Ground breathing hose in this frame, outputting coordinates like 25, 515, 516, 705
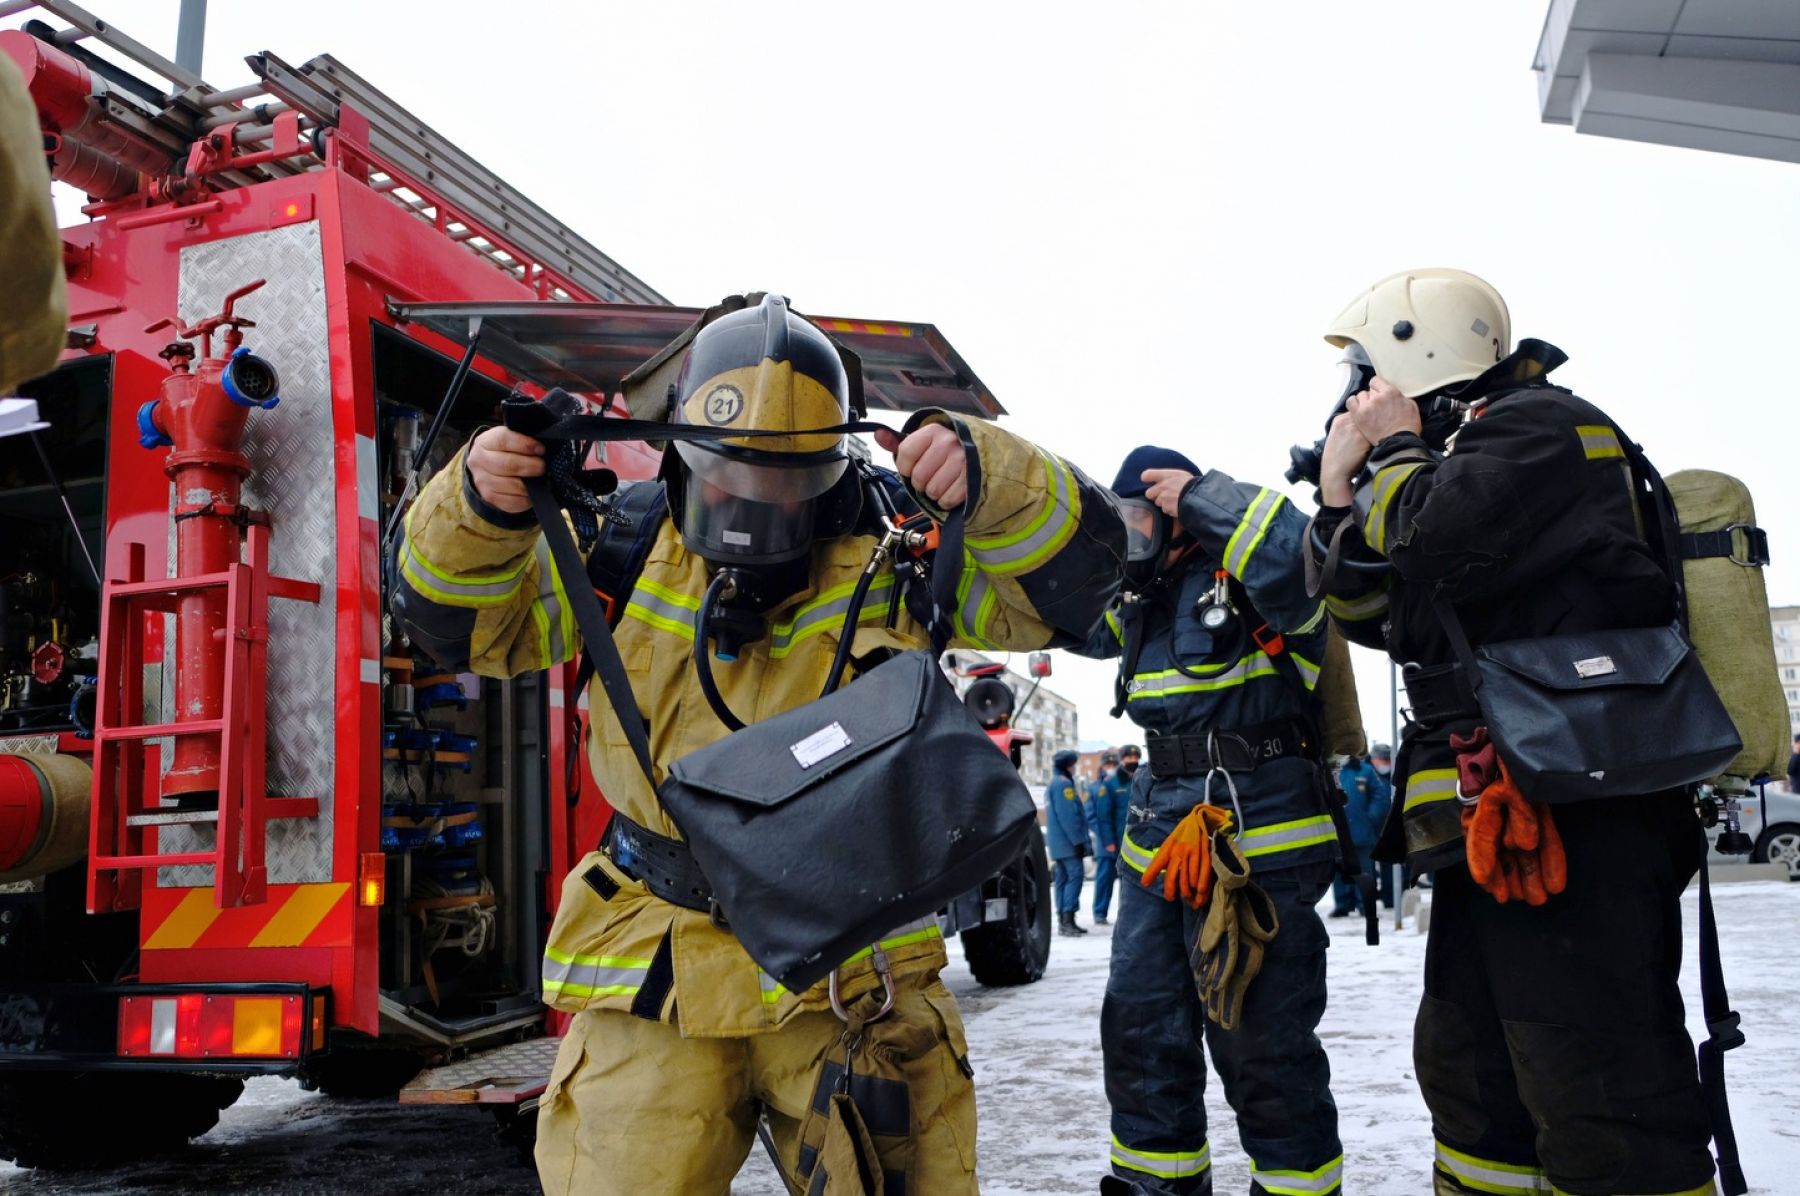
694, 570, 750, 732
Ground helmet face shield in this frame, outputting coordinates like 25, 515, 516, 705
679, 469, 818, 565
674, 439, 846, 503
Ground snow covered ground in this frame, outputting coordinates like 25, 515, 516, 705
3, 879, 1797, 1194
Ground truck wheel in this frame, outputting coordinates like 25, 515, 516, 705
299, 1038, 427, 1099
0, 1071, 242, 1169
959, 822, 1053, 986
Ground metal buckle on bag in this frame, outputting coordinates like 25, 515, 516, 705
707, 898, 730, 930
828, 944, 897, 1024
1724, 523, 1770, 568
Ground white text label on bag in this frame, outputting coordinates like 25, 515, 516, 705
1574, 655, 1617, 678
790, 722, 854, 769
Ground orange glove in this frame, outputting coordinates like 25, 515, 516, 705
1460, 757, 1567, 905
1142, 804, 1235, 907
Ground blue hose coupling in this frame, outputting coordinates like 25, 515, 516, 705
136, 399, 172, 449
222, 345, 281, 410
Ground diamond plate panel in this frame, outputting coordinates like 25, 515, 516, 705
160, 224, 338, 887
0, 736, 59, 756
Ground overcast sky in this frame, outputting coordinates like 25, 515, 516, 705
23, 1, 1800, 749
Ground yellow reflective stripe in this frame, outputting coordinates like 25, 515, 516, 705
1363, 461, 1424, 554
1292, 600, 1327, 636
1110, 1134, 1211, 1179
759, 971, 787, 1005
1127, 654, 1278, 701
841, 923, 942, 964
768, 573, 896, 659
1105, 608, 1124, 644
1222, 487, 1286, 578
623, 578, 698, 641
1290, 651, 1321, 691
964, 450, 1078, 573
635, 576, 702, 611
1551, 1184, 1712, 1196
1434, 1142, 1549, 1194
952, 560, 1001, 650
398, 539, 529, 608
1576, 424, 1624, 461
1239, 814, 1336, 859
540, 946, 654, 999
1120, 831, 1155, 875
1326, 586, 1389, 622
1404, 768, 1460, 812
1252, 1152, 1344, 1194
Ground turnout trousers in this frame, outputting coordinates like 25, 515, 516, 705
535, 968, 978, 1196
1420, 793, 1717, 1196
1103, 855, 1341, 1196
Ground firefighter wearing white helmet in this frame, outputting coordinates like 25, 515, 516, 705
1305, 270, 1724, 1195
393, 293, 1128, 1195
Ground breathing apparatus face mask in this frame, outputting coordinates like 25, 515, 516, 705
1120, 497, 1168, 591
673, 440, 846, 567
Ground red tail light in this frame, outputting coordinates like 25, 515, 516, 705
119, 992, 306, 1059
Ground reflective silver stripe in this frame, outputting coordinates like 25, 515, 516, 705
1434, 1142, 1549, 1194
1221, 487, 1285, 578
623, 583, 698, 639
768, 573, 896, 659
1110, 1135, 1210, 1179
532, 539, 569, 665
1292, 600, 1327, 636
759, 970, 786, 1004
1363, 461, 1423, 554
1252, 1154, 1344, 1195
541, 950, 651, 999
1291, 652, 1321, 691
1238, 815, 1337, 859
964, 451, 1076, 574
1576, 424, 1624, 461
955, 565, 999, 649
1120, 832, 1154, 874
397, 538, 528, 605
1326, 587, 1388, 621
1404, 769, 1460, 812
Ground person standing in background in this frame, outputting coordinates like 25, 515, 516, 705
1368, 743, 1397, 907
1088, 750, 1122, 926
1330, 752, 1386, 918
1047, 748, 1092, 937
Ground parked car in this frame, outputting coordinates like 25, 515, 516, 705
1705, 785, 1800, 880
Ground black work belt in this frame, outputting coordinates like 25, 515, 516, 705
1400, 661, 1479, 726
1147, 718, 1316, 778
603, 812, 719, 920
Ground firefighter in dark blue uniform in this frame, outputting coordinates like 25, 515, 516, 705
1079, 447, 1343, 1196
1046, 748, 1092, 936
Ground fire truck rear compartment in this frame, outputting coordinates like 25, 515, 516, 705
370, 329, 547, 1048
0, 358, 108, 736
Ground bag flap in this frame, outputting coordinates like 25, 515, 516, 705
1478, 624, 1689, 691
665, 650, 935, 807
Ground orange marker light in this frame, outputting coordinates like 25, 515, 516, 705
358, 851, 386, 906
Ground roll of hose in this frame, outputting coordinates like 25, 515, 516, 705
0, 753, 91, 883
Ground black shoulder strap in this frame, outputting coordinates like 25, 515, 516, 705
1696, 822, 1749, 1195
572, 481, 669, 700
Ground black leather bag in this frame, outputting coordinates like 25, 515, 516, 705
1437, 607, 1740, 805
661, 649, 1036, 991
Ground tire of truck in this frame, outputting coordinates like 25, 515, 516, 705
0, 1071, 243, 1170
299, 1037, 428, 1099
959, 822, 1053, 987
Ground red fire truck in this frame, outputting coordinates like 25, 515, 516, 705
0, 2, 1051, 1168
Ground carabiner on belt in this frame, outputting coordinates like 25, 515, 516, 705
1202, 731, 1246, 838
828, 942, 897, 1024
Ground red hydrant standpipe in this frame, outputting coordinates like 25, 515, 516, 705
136, 281, 281, 805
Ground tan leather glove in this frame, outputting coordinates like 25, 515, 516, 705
1191, 829, 1280, 1031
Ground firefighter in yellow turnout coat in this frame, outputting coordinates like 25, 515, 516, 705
394, 296, 1125, 1195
